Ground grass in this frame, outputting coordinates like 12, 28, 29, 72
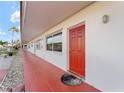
0, 48, 18, 56
0, 49, 8, 55
11, 48, 18, 56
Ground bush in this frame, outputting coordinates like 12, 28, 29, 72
8, 52, 13, 56
4, 54, 8, 58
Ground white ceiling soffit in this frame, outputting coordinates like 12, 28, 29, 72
21, 1, 94, 43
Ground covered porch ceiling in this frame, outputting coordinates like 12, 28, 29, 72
21, 1, 94, 44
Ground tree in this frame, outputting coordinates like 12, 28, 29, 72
0, 40, 7, 45
9, 26, 19, 50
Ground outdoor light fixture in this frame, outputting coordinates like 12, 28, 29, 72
103, 14, 109, 24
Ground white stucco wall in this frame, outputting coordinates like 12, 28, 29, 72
26, 2, 124, 91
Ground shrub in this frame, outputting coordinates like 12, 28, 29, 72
8, 52, 13, 56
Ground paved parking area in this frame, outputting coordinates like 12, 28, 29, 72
0, 56, 14, 91
0, 56, 14, 69
0, 56, 14, 82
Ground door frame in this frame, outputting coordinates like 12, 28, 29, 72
67, 22, 86, 79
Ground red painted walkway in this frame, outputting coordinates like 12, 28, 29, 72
21, 50, 100, 92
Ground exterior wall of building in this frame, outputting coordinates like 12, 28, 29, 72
26, 2, 124, 91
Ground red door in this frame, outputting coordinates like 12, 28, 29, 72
69, 24, 85, 77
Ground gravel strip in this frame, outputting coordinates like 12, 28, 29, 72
0, 52, 24, 91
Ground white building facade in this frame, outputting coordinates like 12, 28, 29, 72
22, 2, 124, 92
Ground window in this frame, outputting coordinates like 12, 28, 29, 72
36, 39, 41, 50
28, 44, 30, 48
40, 39, 44, 49
46, 36, 53, 51
53, 32, 62, 52
46, 31, 62, 52
31, 42, 33, 47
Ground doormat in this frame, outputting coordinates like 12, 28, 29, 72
61, 73, 82, 86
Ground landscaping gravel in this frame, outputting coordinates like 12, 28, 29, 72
0, 52, 24, 91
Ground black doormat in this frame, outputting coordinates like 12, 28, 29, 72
61, 73, 82, 86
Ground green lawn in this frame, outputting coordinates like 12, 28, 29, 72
0, 48, 18, 56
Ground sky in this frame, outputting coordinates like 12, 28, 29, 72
0, 1, 20, 43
